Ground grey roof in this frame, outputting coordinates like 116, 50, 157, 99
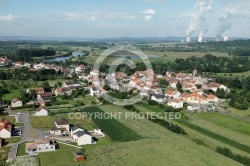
74, 130, 87, 137
153, 94, 166, 99
71, 125, 84, 132
55, 118, 69, 125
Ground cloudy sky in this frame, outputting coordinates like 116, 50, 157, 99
0, 0, 250, 38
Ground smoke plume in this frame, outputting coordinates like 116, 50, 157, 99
215, 12, 232, 41
186, 0, 212, 42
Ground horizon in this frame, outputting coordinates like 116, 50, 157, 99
0, 0, 250, 38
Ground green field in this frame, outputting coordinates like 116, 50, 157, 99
220, 102, 250, 117
5, 137, 21, 143
80, 107, 142, 142
30, 113, 95, 130
0, 147, 10, 166
80, 105, 242, 166
17, 143, 26, 156
197, 112, 250, 136
39, 143, 79, 166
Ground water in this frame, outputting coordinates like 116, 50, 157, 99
111, 54, 159, 59
43, 51, 84, 62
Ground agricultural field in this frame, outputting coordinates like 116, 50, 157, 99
80, 105, 241, 166
217, 71, 250, 78
80, 107, 142, 142
39, 143, 81, 166
197, 112, 250, 136
0, 147, 10, 166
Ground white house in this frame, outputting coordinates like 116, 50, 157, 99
25, 139, 56, 155
90, 70, 99, 77
207, 94, 219, 103
167, 99, 183, 108
165, 90, 181, 99
11, 98, 22, 108
75, 65, 86, 73
50, 118, 70, 135
0, 119, 12, 138
151, 94, 166, 103
73, 130, 94, 146
90, 87, 100, 96
35, 106, 49, 116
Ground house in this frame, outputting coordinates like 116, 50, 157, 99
63, 82, 81, 88
90, 70, 99, 77
14, 62, 30, 68
54, 87, 72, 96
50, 117, 70, 135
207, 94, 219, 103
165, 90, 181, 99
25, 139, 57, 155
0, 118, 12, 138
203, 82, 230, 92
90, 87, 100, 96
0, 58, 10, 66
94, 129, 105, 137
35, 106, 49, 116
11, 98, 22, 108
37, 92, 53, 102
73, 130, 94, 146
151, 94, 166, 103
75, 65, 86, 73
186, 92, 208, 104
29, 87, 44, 94
167, 99, 183, 108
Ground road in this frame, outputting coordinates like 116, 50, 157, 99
6, 108, 45, 161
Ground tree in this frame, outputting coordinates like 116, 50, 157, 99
176, 81, 182, 92
159, 79, 169, 88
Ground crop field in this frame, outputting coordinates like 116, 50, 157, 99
197, 112, 250, 136
39, 143, 78, 166
6, 156, 40, 166
220, 102, 250, 117
80, 107, 142, 142
80, 105, 242, 166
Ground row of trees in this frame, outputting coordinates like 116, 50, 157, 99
215, 146, 250, 166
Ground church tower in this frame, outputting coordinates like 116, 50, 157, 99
193, 65, 197, 76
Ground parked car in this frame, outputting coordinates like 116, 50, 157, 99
17, 112, 22, 115
65, 140, 71, 144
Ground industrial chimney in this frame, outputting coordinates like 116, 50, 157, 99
223, 35, 229, 41
198, 33, 203, 43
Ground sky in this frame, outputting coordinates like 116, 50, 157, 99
0, 0, 250, 38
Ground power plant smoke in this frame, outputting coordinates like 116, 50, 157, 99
186, 0, 212, 42
215, 12, 233, 42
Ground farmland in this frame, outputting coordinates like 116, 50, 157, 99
80, 106, 142, 142
80, 105, 241, 166
197, 112, 250, 136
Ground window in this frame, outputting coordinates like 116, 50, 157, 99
39, 148, 41, 150
46, 147, 48, 149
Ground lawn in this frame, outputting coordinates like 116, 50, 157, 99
79, 107, 142, 142
17, 142, 26, 156
0, 115, 15, 123
217, 71, 250, 78
39, 143, 80, 166
5, 137, 21, 143
197, 112, 250, 136
30, 113, 95, 131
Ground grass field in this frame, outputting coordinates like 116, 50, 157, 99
6, 156, 40, 166
220, 102, 250, 117
0, 115, 15, 123
217, 71, 250, 78
80, 107, 142, 142
39, 143, 81, 166
5, 137, 21, 143
17, 142, 26, 156
30, 113, 95, 130
80, 105, 242, 166
197, 112, 250, 136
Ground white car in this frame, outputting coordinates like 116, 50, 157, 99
17, 112, 23, 115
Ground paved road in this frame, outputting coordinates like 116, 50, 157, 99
7, 108, 45, 160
